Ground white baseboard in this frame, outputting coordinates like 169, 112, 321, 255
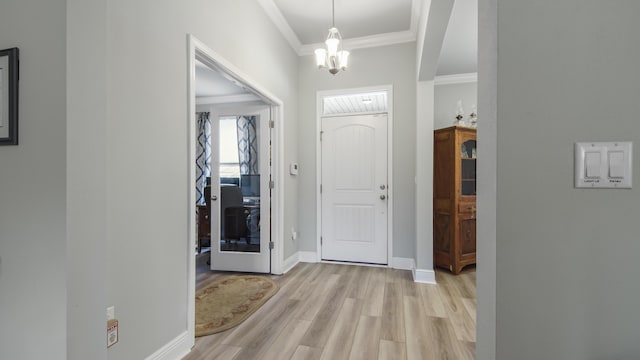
391, 257, 415, 270
413, 268, 436, 284
144, 330, 191, 360
282, 252, 299, 274
299, 251, 318, 263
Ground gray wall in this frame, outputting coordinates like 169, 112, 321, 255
0, 0, 67, 359
67, 0, 109, 359
493, 1, 640, 359
434, 82, 477, 129
101, 1, 298, 358
297, 42, 417, 259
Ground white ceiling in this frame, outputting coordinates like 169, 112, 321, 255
261, 0, 477, 76
436, 0, 478, 76
273, 0, 413, 44
197, 0, 477, 99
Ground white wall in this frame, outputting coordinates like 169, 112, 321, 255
415, 81, 434, 270
0, 0, 67, 359
434, 81, 477, 129
297, 42, 417, 260
488, 1, 640, 359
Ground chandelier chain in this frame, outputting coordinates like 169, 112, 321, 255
332, 0, 335, 27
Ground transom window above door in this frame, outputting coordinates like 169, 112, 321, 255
322, 91, 388, 116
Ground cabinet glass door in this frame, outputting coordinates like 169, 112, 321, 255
461, 139, 477, 195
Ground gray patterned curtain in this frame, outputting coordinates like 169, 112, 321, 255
196, 112, 211, 205
236, 115, 259, 175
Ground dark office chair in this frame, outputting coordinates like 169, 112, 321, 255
220, 186, 249, 245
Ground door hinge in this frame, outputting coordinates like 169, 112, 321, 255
320, 236, 323, 245
269, 241, 274, 250
269, 180, 275, 189
320, 184, 322, 193
269, 120, 275, 129
320, 131, 324, 141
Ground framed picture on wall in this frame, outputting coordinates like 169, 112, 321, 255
0, 47, 19, 145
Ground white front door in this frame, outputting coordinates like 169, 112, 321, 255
209, 107, 271, 273
321, 114, 388, 264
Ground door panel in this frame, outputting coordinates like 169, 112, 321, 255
210, 107, 271, 273
321, 114, 388, 264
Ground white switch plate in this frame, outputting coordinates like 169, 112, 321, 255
575, 142, 633, 188
106, 306, 115, 321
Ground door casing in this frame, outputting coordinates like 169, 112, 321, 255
187, 34, 285, 343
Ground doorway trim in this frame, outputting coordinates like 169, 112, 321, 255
315, 85, 394, 265
186, 34, 285, 342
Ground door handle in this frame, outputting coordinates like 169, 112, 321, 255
380, 195, 386, 200
211, 195, 217, 201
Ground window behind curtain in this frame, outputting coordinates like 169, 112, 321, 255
219, 117, 240, 178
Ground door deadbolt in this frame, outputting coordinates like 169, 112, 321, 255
380, 185, 386, 190
211, 195, 218, 201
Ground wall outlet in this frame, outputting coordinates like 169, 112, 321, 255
106, 306, 115, 321
107, 319, 118, 348
291, 227, 297, 240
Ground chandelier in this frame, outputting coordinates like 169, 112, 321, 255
314, 0, 350, 75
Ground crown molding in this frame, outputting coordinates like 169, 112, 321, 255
260, 0, 420, 56
196, 93, 260, 105
434, 72, 478, 85
256, 0, 303, 55
299, 30, 416, 56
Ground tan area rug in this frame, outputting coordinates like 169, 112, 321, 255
195, 275, 279, 337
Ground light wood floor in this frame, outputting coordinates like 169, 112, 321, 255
185, 256, 476, 360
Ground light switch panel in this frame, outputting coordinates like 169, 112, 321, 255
575, 142, 632, 188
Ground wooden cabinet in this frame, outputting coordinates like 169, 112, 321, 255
433, 126, 476, 274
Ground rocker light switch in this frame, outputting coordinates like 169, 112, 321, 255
575, 142, 632, 188
585, 152, 601, 178
608, 151, 624, 178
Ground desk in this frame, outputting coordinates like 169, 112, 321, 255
196, 205, 210, 253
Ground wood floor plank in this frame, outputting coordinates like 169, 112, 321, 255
439, 284, 476, 342
260, 318, 313, 360
294, 273, 341, 321
461, 297, 477, 323
403, 296, 430, 360
362, 267, 386, 317
222, 298, 301, 356
345, 265, 371, 299
422, 316, 465, 360
381, 282, 405, 342
418, 284, 448, 318
291, 345, 323, 360
319, 298, 363, 360
378, 340, 407, 360
299, 269, 356, 348
289, 262, 326, 301
459, 273, 477, 299
349, 315, 381, 360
